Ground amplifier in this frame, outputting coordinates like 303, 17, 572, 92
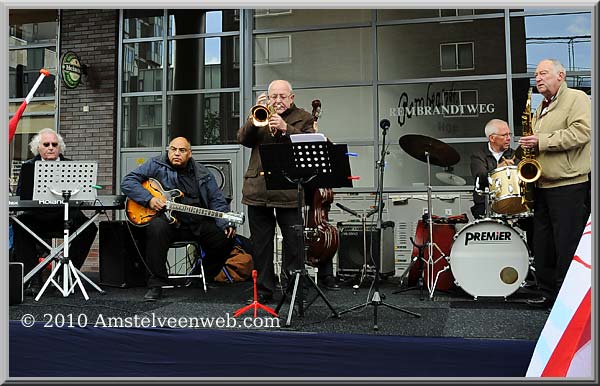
337, 221, 395, 276
99, 221, 147, 288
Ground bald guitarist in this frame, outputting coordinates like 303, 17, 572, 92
121, 137, 236, 301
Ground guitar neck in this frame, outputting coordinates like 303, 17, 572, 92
168, 202, 226, 220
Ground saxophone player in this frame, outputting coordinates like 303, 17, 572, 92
519, 59, 591, 310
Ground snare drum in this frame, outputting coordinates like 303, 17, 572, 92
448, 219, 529, 299
488, 166, 528, 215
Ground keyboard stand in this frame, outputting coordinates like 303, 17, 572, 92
12, 210, 106, 300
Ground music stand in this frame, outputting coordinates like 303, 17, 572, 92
259, 139, 352, 327
32, 161, 104, 301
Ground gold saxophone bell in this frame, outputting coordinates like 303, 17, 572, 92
250, 104, 277, 136
517, 87, 542, 184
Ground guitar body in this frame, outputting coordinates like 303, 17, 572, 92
125, 178, 245, 226
125, 179, 183, 226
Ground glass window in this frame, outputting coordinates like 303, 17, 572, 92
378, 18, 506, 80
376, 9, 502, 22
510, 13, 592, 73
167, 92, 239, 146
379, 79, 508, 144
290, 86, 374, 143
9, 9, 58, 45
122, 42, 164, 93
253, 28, 372, 86
9, 48, 57, 98
121, 96, 163, 148
167, 36, 239, 91
123, 9, 164, 39
168, 9, 239, 35
253, 9, 371, 29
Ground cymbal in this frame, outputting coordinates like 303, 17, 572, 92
399, 134, 460, 167
436, 172, 466, 186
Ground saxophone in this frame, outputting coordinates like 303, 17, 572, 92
517, 87, 542, 209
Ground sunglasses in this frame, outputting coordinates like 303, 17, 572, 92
42, 142, 59, 148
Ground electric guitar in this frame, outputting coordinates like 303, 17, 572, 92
125, 178, 245, 226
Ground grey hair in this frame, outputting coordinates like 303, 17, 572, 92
484, 119, 508, 137
29, 128, 66, 156
542, 58, 567, 76
268, 79, 293, 95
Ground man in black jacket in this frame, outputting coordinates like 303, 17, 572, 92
470, 119, 518, 218
12, 128, 98, 296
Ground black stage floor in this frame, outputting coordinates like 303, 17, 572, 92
9, 272, 549, 339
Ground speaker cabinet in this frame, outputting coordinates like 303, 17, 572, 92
9, 262, 24, 305
337, 221, 395, 276
99, 221, 147, 288
198, 160, 233, 201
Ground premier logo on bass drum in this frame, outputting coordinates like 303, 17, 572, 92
464, 231, 512, 246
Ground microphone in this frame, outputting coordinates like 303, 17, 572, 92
379, 119, 391, 130
335, 202, 358, 217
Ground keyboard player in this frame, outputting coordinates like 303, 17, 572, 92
11, 128, 98, 296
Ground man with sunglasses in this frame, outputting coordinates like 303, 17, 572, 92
12, 128, 98, 296
121, 137, 236, 301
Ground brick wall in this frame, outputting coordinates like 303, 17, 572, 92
59, 10, 119, 272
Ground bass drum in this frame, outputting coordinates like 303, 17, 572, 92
448, 219, 529, 299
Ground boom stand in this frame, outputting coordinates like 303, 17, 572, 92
260, 140, 352, 327
339, 123, 421, 330
32, 161, 104, 301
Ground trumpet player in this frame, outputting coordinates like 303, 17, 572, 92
519, 59, 591, 311
237, 79, 314, 304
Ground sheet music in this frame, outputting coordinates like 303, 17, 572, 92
290, 133, 327, 143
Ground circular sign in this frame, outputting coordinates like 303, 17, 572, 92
60, 51, 82, 88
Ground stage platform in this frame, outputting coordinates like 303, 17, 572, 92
8, 272, 549, 379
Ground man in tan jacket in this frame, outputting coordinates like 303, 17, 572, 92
237, 80, 314, 303
519, 59, 591, 310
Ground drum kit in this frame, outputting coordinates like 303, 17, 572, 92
399, 134, 533, 300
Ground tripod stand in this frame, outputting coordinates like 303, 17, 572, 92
339, 120, 421, 330
260, 138, 352, 327
30, 161, 105, 301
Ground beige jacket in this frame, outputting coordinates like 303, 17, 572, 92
533, 82, 591, 188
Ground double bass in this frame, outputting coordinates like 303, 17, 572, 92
305, 99, 339, 266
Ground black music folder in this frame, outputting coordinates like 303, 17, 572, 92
16, 161, 35, 200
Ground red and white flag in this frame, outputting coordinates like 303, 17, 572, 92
9, 68, 50, 142
526, 216, 592, 377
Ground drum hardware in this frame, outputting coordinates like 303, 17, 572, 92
398, 134, 460, 300
335, 202, 378, 290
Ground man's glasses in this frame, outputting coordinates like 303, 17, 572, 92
268, 94, 291, 101
42, 142, 59, 148
168, 147, 190, 154
493, 133, 511, 138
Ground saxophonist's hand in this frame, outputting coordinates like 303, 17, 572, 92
519, 135, 539, 149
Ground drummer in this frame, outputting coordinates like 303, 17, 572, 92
470, 118, 517, 219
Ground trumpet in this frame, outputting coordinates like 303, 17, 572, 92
250, 104, 277, 136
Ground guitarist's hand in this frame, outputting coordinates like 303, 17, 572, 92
149, 197, 165, 211
225, 226, 236, 238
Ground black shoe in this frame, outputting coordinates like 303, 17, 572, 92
320, 276, 341, 291
24, 277, 43, 297
247, 292, 273, 305
144, 287, 162, 302
526, 296, 553, 308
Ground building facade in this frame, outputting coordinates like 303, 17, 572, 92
8, 8, 593, 273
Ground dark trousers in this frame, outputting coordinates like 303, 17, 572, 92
533, 182, 590, 299
247, 205, 302, 296
11, 209, 98, 280
145, 216, 233, 288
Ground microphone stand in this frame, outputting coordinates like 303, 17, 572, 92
339, 120, 421, 330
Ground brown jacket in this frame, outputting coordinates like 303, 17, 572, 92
237, 103, 314, 207
533, 82, 591, 188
